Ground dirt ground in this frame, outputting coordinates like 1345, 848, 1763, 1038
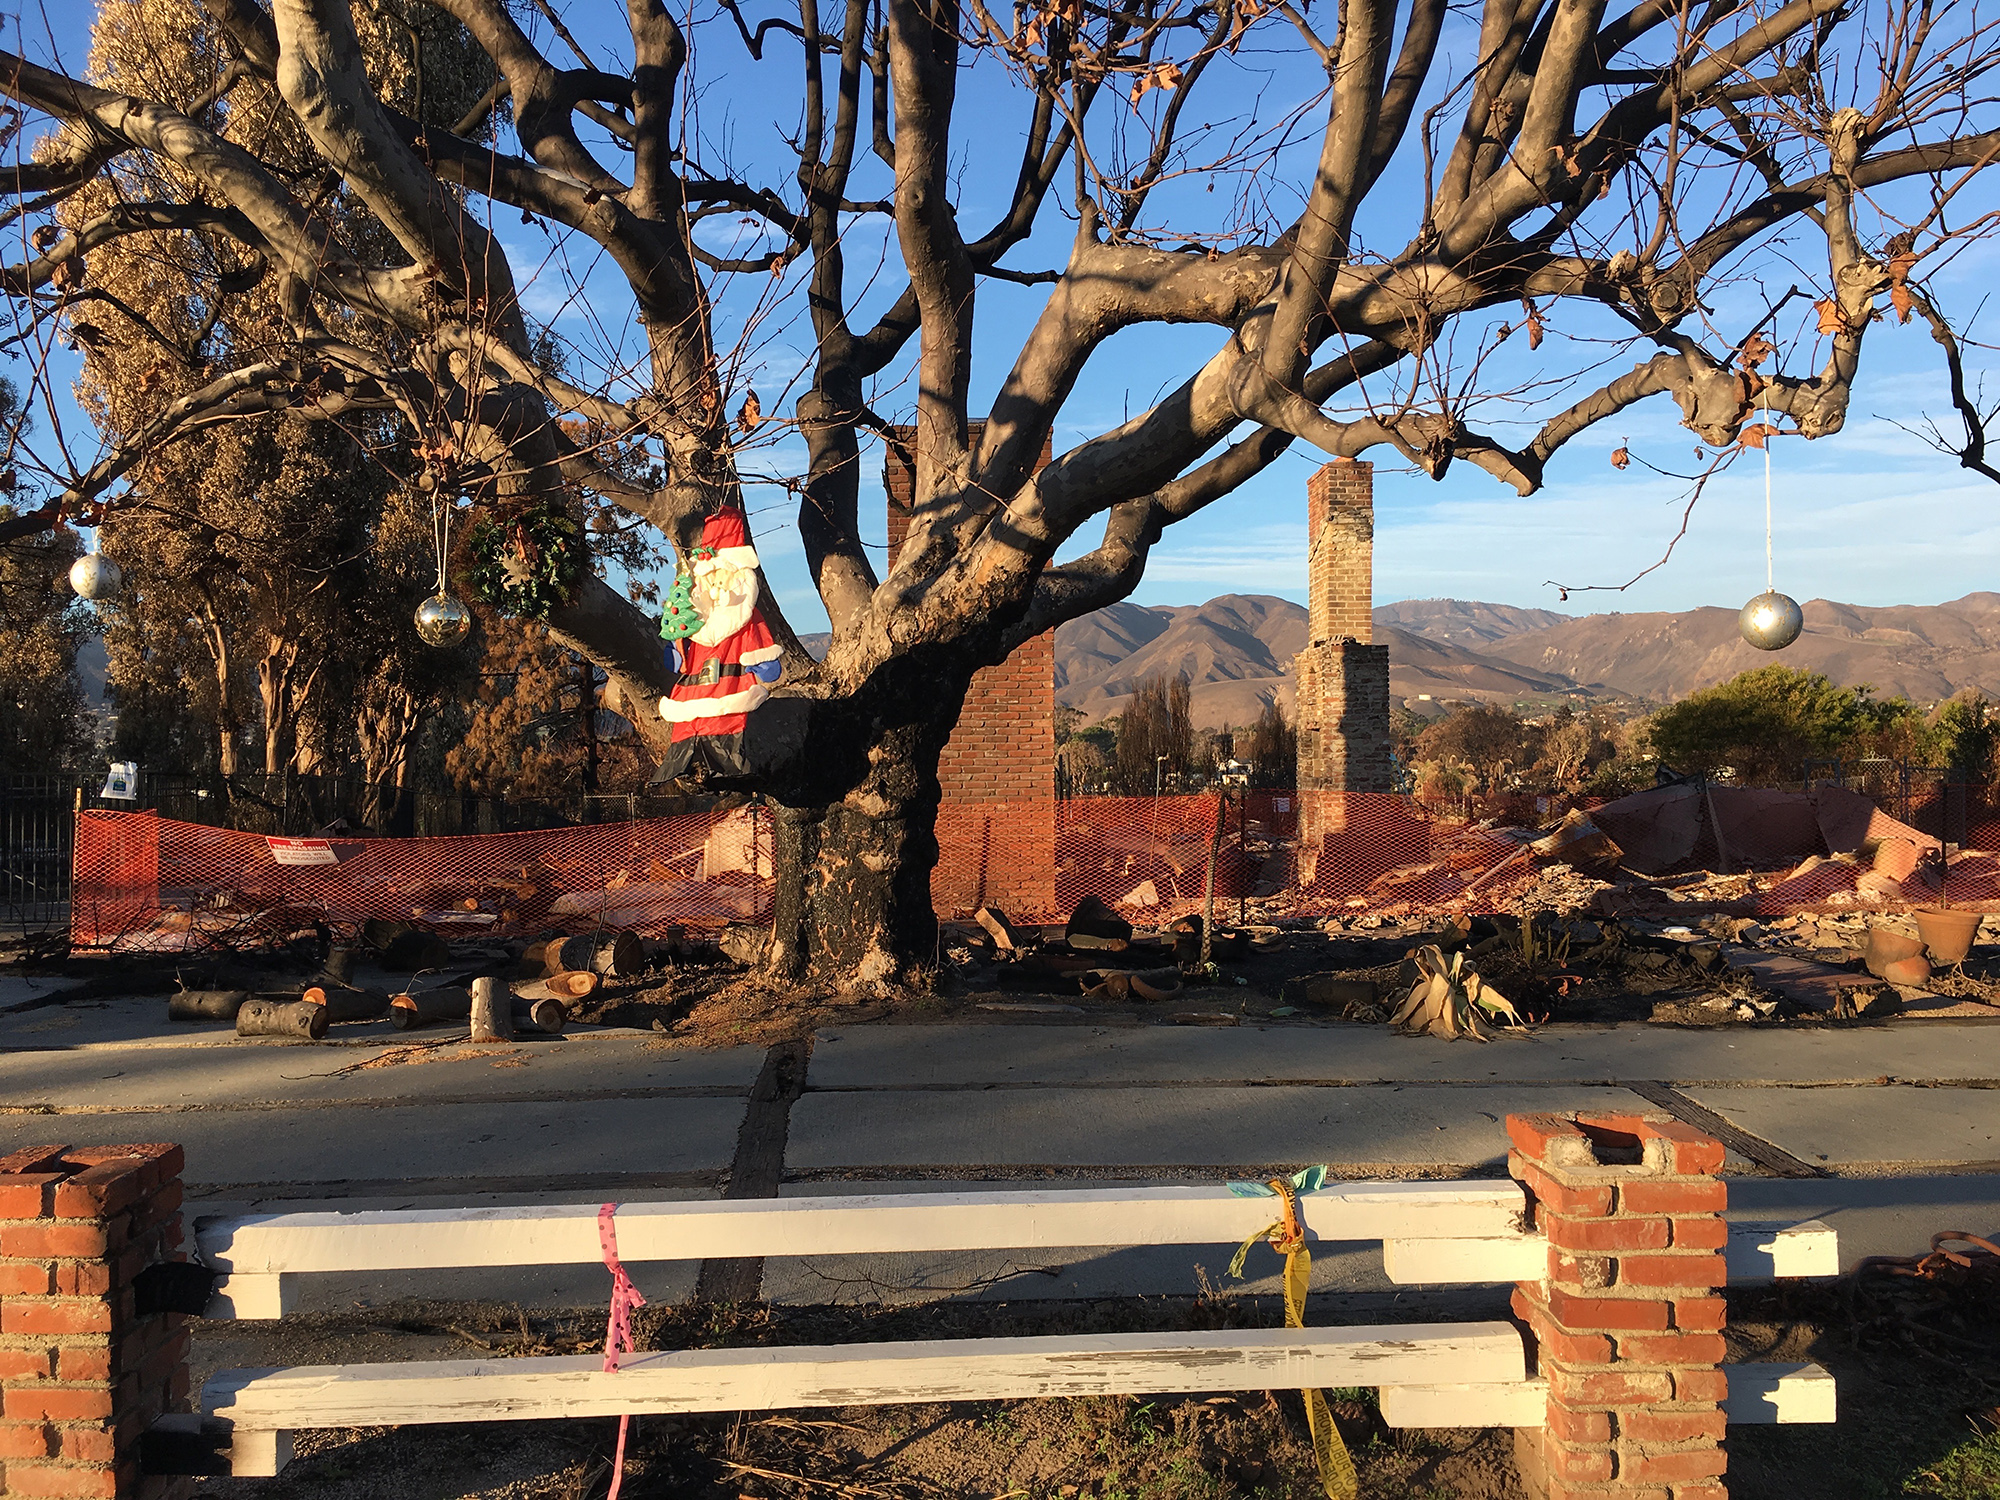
189, 1267, 2000, 1500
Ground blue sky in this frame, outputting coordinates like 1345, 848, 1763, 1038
16, 0, 2000, 632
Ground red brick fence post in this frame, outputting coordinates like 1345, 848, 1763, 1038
0, 1144, 193, 1500
1508, 1111, 1730, 1500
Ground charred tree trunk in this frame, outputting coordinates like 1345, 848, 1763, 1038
764, 685, 965, 993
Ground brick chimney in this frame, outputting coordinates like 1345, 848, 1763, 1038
1294, 460, 1392, 791
883, 427, 1056, 913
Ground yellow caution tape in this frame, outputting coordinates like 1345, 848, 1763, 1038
1233, 1176, 1359, 1500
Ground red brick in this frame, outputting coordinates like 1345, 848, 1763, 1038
0, 1225, 107, 1260
1674, 1369, 1729, 1403
1548, 1444, 1615, 1482
1647, 1121, 1726, 1175
1673, 1297, 1726, 1332
1668, 1217, 1730, 1250
1622, 1179, 1727, 1215
129, 1183, 183, 1236
59, 1425, 117, 1462
1618, 1253, 1728, 1289
0, 1176, 62, 1217
1624, 1447, 1728, 1483
1546, 1402, 1612, 1443
1510, 1153, 1614, 1217
52, 1164, 143, 1220
0, 1348, 53, 1380
1506, 1113, 1589, 1164
1622, 1408, 1728, 1442
0, 1263, 52, 1296
1562, 1370, 1674, 1404
5, 1462, 121, 1497
3, 1386, 114, 1421
3, 1301, 112, 1336
0, 1421, 55, 1458
1538, 1327, 1614, 1365
52, 1263, 110, 1298
0, 1146, 71, 1175
1546, 1288, 1671, 1332
55, 1348, 111, 1383
1546, 1216, 1670, 1253
1673, 1484, 1728, 1500
1617, 1331, 1728, 1365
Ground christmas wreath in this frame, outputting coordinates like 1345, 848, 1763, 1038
466, 500, 589, 619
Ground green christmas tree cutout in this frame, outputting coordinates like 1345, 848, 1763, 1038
659, 546, 713, 641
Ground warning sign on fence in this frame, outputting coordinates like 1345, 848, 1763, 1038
265, 837, 339, 866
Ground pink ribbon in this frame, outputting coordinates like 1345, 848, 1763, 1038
599, 1203, 648, 1500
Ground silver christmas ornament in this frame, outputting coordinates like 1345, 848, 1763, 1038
68, 554, 121, 601
1738, 590, 1803, 651
414, 591, 472, 647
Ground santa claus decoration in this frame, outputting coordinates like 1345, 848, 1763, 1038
656, 507, 783, 780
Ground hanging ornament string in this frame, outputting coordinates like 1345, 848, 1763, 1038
433, 487, 452, 595
1764, 393, 1774, 595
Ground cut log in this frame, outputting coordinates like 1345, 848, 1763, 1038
236, 999, 328, 1041
975, 906, 1029, 951
512, 998, 567, 1034
322, 947, 355, 985
168, 990, 251, 1023
548, 932, 645, 978
388, 988, 473, 1030
299, 985, 392, 1024
513, 972, 597, 1003
1066, 895, 1133, 950
471, 977, 512, 1043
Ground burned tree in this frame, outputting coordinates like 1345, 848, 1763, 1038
1, 0, 1997, 989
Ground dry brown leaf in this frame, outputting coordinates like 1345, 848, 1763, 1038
735, 390, 763, 433
1610, 446, 1630, 470
1739, 331, 1775, 369
1523, 299, 1546, 351
1815, 299, 1845, 335
1739, 422, 1777, 450
1890, 282, 1914, 324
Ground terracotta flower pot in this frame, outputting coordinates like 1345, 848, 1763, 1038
1864, 926, 1924, 979
1879, 955, 1933, 988
1914, 908, 1982, 966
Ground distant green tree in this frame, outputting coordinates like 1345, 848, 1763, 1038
1648, 666, 1870, 784
1930, 693, 1997, 778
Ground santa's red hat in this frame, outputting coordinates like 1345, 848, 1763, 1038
695, 507, 759, 572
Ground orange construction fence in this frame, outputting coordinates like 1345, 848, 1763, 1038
70, 782, 2000, 952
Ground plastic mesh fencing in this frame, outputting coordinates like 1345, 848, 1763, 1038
71, 806, 773, 952
72, 780, 2000, 952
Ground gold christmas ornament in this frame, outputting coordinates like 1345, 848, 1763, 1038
414, 591, 472, 647
68, 553, 121, 601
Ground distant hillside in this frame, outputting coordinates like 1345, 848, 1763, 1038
819, 591, 2000, 732
1052, 596, 1590, 728
1500, 594, 2000, 704
1372, 598, 1570, 647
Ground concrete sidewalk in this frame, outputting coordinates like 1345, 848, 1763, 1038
1, 1008, 1994, 1311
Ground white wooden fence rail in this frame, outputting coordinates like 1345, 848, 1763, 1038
191, 1181, 1840, 1477
192, 1184, 1835, 1319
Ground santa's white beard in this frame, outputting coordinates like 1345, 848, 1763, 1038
691, 564, 758, 644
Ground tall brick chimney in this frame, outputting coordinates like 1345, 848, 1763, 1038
1294, 460, 1392, 791
883, 427, 1056, 914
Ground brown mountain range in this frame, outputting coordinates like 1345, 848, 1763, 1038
1053, 593, 2000, 728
